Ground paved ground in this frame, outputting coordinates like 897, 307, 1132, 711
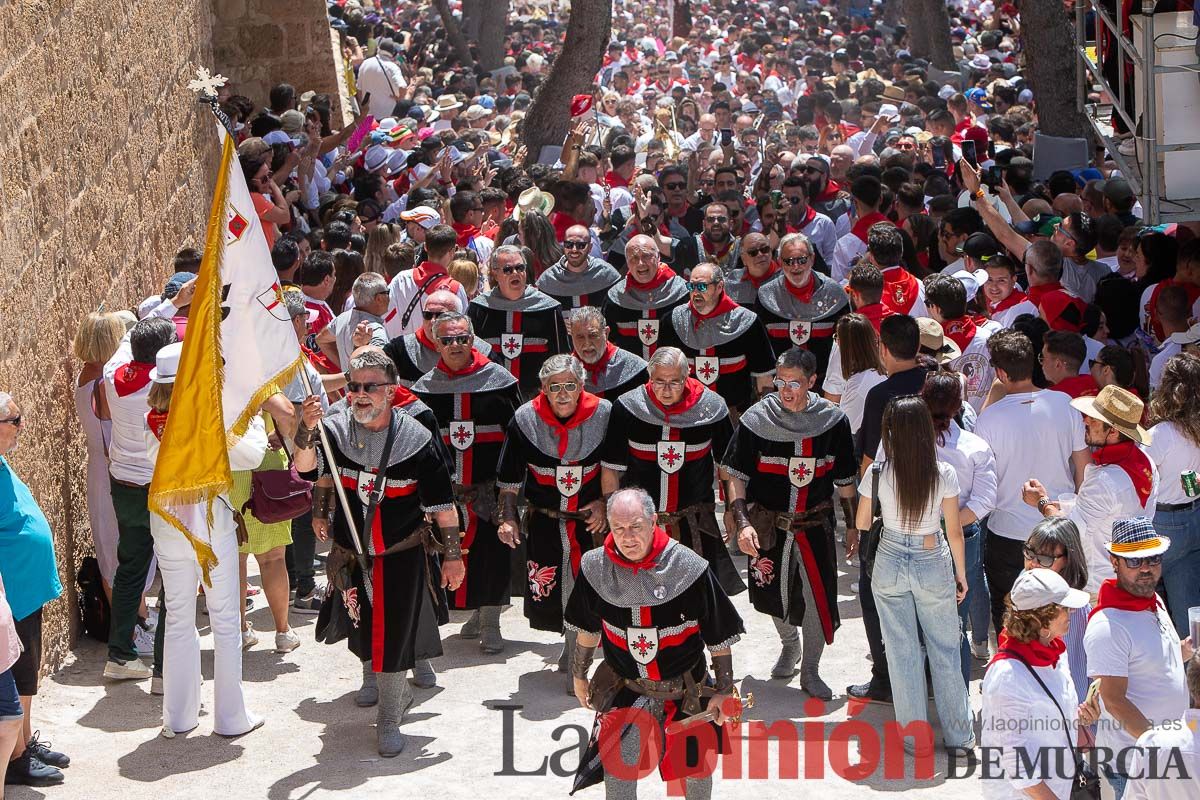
13, 543, 1010, 800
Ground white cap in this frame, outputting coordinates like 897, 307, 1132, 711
151, 341, 184, 385
878, 103, 899, 120
938, 85, 956, 100
1009, 568, 1090, 611
137, 295, 162, 319
1168, 322, 1200, 346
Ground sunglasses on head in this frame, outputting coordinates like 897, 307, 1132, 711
1022, 545, 1066, 569
346, 381, 393, 394
439, 334, 472, 346
563, 239, 589, 250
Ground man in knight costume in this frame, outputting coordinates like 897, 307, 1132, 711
411, 312, 524, 653
724, 232, 780, 306
674, 199, 743, 276
601, 347, 745, 597
566, 487, 745, 799
721, 348, 858, 700
754, 232, 848, 391
668, 262, 774, 417
468, 245, 569, 398
294, 349, 462, 757
496, 355, 611, 687
569, 306, 649, 399
382, 289, 492, 387
603, 234, 688, 360
536, 224, 622, 315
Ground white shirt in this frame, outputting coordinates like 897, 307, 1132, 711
1068, 451, 1159, 592
974, 390, 1086, 540
795, 211, 838, 269
859, 460, 959, 535
1124, 709, 1200, 800
831, 231, 867, 284
1146, 421, 1200, 506
1085, 602, 1188, 756
948, 319, 1001, 412
981, 656, 1080, 800
330, 308, 388, 368
937, 421, 997, 521
990, 297, 1038, 328
384, 269, 469, 339
356, 55, 407, 119
102, 318, 171, 486
1149, 340, 1182, 392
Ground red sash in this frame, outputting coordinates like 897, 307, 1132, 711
1092, 440, 1154, 507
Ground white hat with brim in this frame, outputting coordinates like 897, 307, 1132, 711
1106, 516, 1171, 558
434, 95, 463, 113
150, 341, 184, 385
1069, 384, 1150, 446
1168, 322, 1200, 345
1009, 568, 1091, 611
512, 187, 555, 221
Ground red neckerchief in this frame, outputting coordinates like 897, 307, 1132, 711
700, 233, 733, 261
990, 288, 1029, 315
412, 260, 448, 286
550, 211, 577, 242
881, 266, 920, 315
415, 326, 439, 352
745, 260, 780, 288
786, 204, 817, 232
531, 391, 601, 458
814, 178, 841, 203
942, 315, 977, 352
858, 302, 894, 333
147, 409, 169, 441
644, 377, 704, 421
689, 292, 738, 328
302, 343, 338, 375
1089, 577, 1160, 620
1053, 374, 1099, 399
391, 385, 418, 408
668, 201, 691, 222
581, 342, 617, 383
1027, 280, 1063, 308
604, 170, 630, 189
1092, 440, 1154, 507
989, 630, 1067, 669
435, 348, 491, 377
626, 264, 675, 292
604, 525, 670, 573
451, 222, 481, 247
113, 361, 154, 397
851, 211, 889, 244
784, 271, 817, 304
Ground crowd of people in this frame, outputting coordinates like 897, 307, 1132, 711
2, 0, 1200, 797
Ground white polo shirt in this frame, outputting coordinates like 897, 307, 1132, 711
1124, 709, 1200, 800
937, 421, 997, 521
1145, 421, 1200, 506
974, 390, 1086, 540
1067, 450, 1159, 592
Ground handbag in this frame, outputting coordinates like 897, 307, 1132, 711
241, 437, 313, 525
861, 463, 883, 578
999, 649, 1102, 800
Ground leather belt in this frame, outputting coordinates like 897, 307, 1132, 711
1157, 498, 1199, 513
111, 477, 150, 490
760, 499, 834, 534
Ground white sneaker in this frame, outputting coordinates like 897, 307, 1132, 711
104, 657, 153, 681
971, 640, 991, 661
242, 623, 259, 651
134, 624, 156, 657
274, 629, 301, 654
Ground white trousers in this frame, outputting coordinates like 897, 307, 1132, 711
151, 516, 256, 735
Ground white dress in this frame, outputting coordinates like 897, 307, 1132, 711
74, 379, 122, 584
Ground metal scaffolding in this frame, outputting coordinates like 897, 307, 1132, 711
1075, 0, 1200, 224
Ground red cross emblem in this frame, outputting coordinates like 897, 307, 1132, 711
637, 318, 660, 346
632, 635, 653, 655
694, 355, 720, 386
789, 320, 812, 345
656, 441, 684, 474
449, 420, 475, 451
555, 465, 583, 497
625, 626, 659, 665
788, 456, 816, 488
500, 333, 523, 358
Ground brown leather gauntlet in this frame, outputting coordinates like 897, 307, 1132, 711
439, 525, 464, 561
499, 491, 519, 525
571, 642, 596, 680
711, 652, 735, 694
313, 484, 336, 521
730, 497, 752, 532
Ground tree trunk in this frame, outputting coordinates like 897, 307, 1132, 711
671, 0, 692, 39
905, 0, 956, 71
431, 0, 475, 70
476, 0, 510, 71
903, 0, 931, 59
462, 0, 482, 41
520, 0, 612, 166
1021, 1, 1086, 138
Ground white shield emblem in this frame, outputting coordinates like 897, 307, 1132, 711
555, 465, 583, 498
356, 470, 381, 505
448, 420, 475, 451
626, 626, 659, 665
694, 355, 720, 386
500, 332, 524, 359
637, 318, 660, 346
789, 320, 812, 345
788, 456, 816, 488
656, 441, 685, 474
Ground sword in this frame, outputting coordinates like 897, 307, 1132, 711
663, 691, 754, 736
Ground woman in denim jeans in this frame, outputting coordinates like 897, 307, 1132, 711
921, 372, 997, 679
1145, 353, 1200, 638
856, 396, 975, 755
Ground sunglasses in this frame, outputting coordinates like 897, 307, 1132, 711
0, 415, 21, 427
782, 255, 811, 266
439, 335, 472, 346
545, 382, 579, 393
1022, 545, 1066, 569
773, 378, 806, 390
686, 281, 717, 292
706, 216, 729, 224
563, 239, 589, 250
498, 264, 527, 275
422, 310, 444, 321
663, 182, 686, 190
346, 381, 393, 394
745, 246, 772, 257
1119, 553, 1164, 568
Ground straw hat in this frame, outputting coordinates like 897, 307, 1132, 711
1070, 385, 1151, 445
434, 94, 463, 113
916, 317, 961, 364
512, 186, 555, 221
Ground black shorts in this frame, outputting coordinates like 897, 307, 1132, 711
10, 608, 42, 696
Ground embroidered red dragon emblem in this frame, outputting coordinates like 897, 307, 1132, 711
750, 556, 775, 588
527, 561, 557, 600
343, 587, 362, 627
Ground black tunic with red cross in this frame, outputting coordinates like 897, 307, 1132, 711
578, 343, 649, 400
720, 393, 857, 637
668, 300, 776, 413
753, 270, 848, 391
299, 407, 455, 674
496, 393, 611, 632
468, 286, 569, 398
534, 255, 622, 316
382, 327, 494, 387
564, 531, 744, 791
411, 353, 524, 609
602, 267, 688, 360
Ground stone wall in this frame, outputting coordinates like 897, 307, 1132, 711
212, 0, 349, 124
0, 0, 221, 670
